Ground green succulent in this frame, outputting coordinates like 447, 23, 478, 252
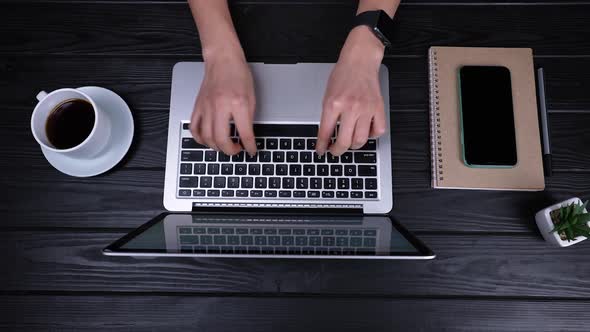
551, 200, 590, 241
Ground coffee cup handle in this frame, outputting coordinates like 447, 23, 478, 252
36, 91, 48, 102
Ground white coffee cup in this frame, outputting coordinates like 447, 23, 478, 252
31, 88, 111, 159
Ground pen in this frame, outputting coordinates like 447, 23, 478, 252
536, 68, 552, 177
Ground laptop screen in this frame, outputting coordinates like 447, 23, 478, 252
105, 213, 433, 259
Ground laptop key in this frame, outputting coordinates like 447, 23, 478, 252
249, 164, 261, 175
218, 152, 230, 162
214, 177, 226, 188
178, 189, 191, 196
365, 191, 378, 198
307, 139, 316, 150
266, 139, 278, 149
322, 191, 335, 198
365, 178, 378, 190
352, 178, 363, 189
276, 164, 288, 175
289, 165, 302, 176
280, 139, 291, 150
341, 152, 353, 163
286, 152, 298, 163
181, 138, 207, 149
344, 165, 356, 176
296, 178, 308, 189
307, 191, 320, 198
293, 139, 305, 150
193, 163, 206, 175
255, 139, 265, 150
207, 189, 220, 197
338, 178, 349, 189
336, 191, 349, 198
358, 165, 377, 176
179, 177, 199, 188
336, 237, 349, 247
259, 151, 271, 162
351, 191, 363, 198
221, 164, 233, 175
241, 177, 253, 188
255, 177, 267, 188
359, 139, 376, 150
269, 177, 281, 189
300, 152, 312, 163
317, 165, 329, 176
236, 190, 249, 197
200, 177, 212, 188
235, 164, 247, 175
279, 190, 291, 198
327, 153, 339, 163
181, 151, 204, 161
262, 164, 274, 175
250, 190, 263, 197
264, 190, 278, 197
232, 151, 245, 162
205, 151, 217, 162
180, 163, 192, 174
208, 164, 220, 175
228, 177, 240, 188
193, 189, 206, 196
331, 165, 343, 176
354, 152, 377, 163
324, 178, 336, 189
293, 191, 306, 198
282, 177, 295, 189
246, 153, 257, 162
310, 178, 322, 189
273, 151, 285, 163
314, 153, 326, 163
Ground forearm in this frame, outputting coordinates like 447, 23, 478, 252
340, 0, 400, 65
188, 0, 245, 62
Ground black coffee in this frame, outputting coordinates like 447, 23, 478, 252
46, 99, 95, 149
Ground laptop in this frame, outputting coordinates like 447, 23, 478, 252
103, 62, 434, 259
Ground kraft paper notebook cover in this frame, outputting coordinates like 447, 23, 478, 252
428, 46, 545, 190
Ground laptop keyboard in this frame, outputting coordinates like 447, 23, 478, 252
178, 226, 378, 255
178, 123, 378, 200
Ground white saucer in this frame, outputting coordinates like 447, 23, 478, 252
41, 86, 134, 177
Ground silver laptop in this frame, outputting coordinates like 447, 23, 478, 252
103, 62, 434, 259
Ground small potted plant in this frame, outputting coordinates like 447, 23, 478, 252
535, 197, 590, 247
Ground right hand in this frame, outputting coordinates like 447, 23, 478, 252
190, 55, 257, 156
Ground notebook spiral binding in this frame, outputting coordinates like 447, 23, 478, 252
429, 49, 443, 184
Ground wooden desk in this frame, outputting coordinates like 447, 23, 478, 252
1, 1, 589, 330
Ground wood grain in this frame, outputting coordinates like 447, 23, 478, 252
2, 4, 590, 56
2, 230, 590, 297
2, 295, 589, 332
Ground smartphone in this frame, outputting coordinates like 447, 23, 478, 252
458, 65, 517, 167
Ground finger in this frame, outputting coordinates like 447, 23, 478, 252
213, 109, 241, 156
200, 109, 218, 151
317, 100, 340, 155
190, 101, 204, 145
329, 113, 356, 156
351, 115, 371, 150
369, 101, 387, 138
232, 109, 257, 156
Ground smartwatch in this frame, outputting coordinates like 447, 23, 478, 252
351, 10, 395, 48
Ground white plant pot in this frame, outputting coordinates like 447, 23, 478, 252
535, 197, 588, 247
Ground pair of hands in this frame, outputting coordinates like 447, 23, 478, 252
190, 27, 387, 157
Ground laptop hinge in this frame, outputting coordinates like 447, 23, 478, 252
192, 203, 363, 216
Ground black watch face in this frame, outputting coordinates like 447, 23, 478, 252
376, 11, 395, 46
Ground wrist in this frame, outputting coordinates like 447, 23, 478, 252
202, 39, 246, 65
339, 26, 385, 69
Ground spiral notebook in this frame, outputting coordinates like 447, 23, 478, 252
428, 46, 545, 190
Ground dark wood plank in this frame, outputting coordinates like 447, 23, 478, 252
2, 295, 589, 332
2, 230, 590, 297
2, 4, 590, 56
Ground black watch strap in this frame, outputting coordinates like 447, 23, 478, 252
352, 10, 394, 48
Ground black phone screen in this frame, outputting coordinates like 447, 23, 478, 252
459, 66, 517, 167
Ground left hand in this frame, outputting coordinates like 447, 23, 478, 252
316, 26, 387, 156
